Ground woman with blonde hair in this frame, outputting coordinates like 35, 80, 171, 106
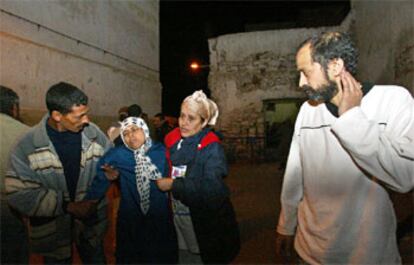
156, 90, 240, 264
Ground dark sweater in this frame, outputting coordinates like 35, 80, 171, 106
46, 123, 81, 201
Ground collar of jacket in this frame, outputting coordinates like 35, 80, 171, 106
33, 114, 98, 151
326, 82, 374, 117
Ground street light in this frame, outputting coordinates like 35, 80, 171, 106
189, 61, 209, 90
190, 61, 209, 71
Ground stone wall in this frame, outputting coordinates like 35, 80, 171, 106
0, 0, 160, 131
352, 0, 414, 95
208, 12, 354, 138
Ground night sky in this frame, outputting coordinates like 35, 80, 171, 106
160, 1, 350, 117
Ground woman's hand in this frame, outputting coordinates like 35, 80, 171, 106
156, 178, 173, 192
101, 163, 119, 181
66, 200, 98, 219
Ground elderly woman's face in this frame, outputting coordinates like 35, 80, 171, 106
179, 102, 204, 138
122, 125, 145, 150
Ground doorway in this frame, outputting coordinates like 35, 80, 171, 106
262, 98, 303, 161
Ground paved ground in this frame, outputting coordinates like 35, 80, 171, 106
227, 161, 413, 265
226, 162, 282, 264
30, 161, 413, 264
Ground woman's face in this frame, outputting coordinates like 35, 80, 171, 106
179, 102, 205, 138
122, 125, 145, 150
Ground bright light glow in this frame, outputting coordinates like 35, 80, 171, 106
190, 62, 200, 70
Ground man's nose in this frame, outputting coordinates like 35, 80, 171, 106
299, 72, 307, 87
82, 115, 90, 124
180, 118, 187, 126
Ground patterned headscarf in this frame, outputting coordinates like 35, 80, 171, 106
120, 117, 162, 214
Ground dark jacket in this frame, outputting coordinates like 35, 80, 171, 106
86, 143, 178, 264
166, 128, 240, 264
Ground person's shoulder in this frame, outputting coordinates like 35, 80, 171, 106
0, 115, 30, 143
164, 127, 181, 147
147, 143, 167, 165
197, 141, 226, 168
8, 125, 38, 155
107, 125, 121, 142
84, 122, 110, 144
86, 122, 105, 134
366, 85, 413, 106
0, 114, 30, 131
104, 145, 127, 158
149, 141, 166, 155
198, 138, 223, 156
199, 130, 221, 148
370, 85, 411, 97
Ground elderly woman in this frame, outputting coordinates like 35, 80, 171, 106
85, 117, 178, 264
156, 90, 240, 264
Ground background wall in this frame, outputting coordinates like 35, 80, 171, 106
351, 2, 414, 258
208, 12, 354, 137
0, 0, 160, 129
352, 0, 413, 95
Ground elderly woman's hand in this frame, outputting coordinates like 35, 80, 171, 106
101, 163, 120, 181
156, 178, 173, 192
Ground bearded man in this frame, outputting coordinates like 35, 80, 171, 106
275, 31, 414, 264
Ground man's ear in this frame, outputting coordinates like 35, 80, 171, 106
328, 58, 345, 77
51, 110, 63, 122
201, 119, 209, 128
11, 103, 19, 120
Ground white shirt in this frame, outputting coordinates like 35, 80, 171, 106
277, 85, 414, 264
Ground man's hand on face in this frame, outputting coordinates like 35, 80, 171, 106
66, 200, 98, 219
338, 71, 363, 116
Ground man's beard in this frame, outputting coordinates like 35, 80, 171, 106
301, 80, 338, 103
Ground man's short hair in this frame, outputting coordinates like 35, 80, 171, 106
127, 104, 142, 117
299, 31, 358, 75
118, 106, 129, 121
0, 85, 19, 116
155, 113, 165, 120
46, 82, 88, 114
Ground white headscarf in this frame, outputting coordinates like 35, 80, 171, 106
183, 90, 219, 126
120, 117, 162, 214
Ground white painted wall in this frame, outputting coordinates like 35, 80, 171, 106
0, 0, 160, 128
208, 12, 354, 135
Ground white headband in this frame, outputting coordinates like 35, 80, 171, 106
183, 90, 219, 126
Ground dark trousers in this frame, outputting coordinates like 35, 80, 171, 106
1, 199, 29, 264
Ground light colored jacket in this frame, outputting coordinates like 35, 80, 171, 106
278, 85, 413, 264
5, 115, 112, 259
0, 113, 29, 193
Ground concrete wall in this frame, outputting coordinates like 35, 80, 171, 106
352, 0, 413, 95
0, 0, 160, 129
208, 12, 354, 136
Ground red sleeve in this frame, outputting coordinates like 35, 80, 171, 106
164, 127, 182, 177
